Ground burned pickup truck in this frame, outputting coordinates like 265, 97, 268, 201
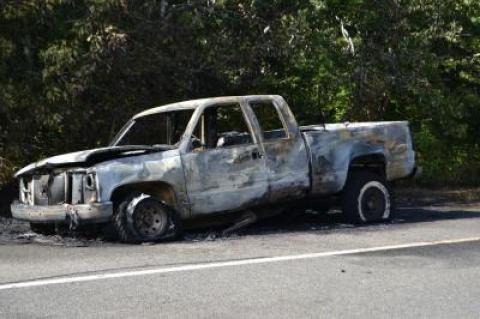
11, 95, 417, 242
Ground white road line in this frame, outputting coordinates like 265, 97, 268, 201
1, 236, 479, 291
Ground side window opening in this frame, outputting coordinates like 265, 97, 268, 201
249, 101, 287, 140
191, 103, 253, 151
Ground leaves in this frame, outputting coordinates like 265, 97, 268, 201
0, 0, 479, 187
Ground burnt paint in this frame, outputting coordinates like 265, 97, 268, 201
13, 95, 415, 224
303, 121, 415, 195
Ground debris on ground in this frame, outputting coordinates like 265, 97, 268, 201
2, 188, 480, 247
0, 216, 107, 247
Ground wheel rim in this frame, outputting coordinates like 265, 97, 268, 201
360, 186, 387, 221
132, 200, 168, 238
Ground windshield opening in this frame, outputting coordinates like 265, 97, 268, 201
112, 110, 194, 147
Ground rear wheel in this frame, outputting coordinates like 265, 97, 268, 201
112, 193, 180, 243
341, 171, 394, 224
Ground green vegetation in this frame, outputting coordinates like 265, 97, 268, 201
1, 0, 479, 188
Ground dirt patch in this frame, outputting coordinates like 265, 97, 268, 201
396, 187, 480, 206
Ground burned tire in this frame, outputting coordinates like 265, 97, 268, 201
30, 223, 56, 235
112, 193, 180, 243
341, 171, 394, 224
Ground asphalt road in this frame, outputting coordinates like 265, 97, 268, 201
0, 204, 479, 318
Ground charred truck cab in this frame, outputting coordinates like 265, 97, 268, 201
11, 95, 418, 242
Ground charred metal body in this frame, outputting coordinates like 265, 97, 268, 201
10, 95, 417, 239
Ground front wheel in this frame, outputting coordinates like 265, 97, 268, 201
112, 193, 180, 243
341, 171, 394, 224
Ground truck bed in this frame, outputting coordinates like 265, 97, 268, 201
300, 121, 416, 195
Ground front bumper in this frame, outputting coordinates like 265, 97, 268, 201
10, 201, 113, 224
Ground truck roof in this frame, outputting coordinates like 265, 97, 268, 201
132, 95, 281, 119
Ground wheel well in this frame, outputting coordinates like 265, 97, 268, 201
348, 154, 386, 178
111, 182, 177, 209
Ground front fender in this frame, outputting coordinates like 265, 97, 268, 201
93, 150, 190, 218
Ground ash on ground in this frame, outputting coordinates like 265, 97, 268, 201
0, 208, 348, 247
0, 217, 108, 247
1, 203, 468, 247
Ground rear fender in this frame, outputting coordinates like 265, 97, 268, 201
310, 139, 386, 195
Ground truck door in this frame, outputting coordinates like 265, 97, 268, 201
245, 97, 310, 203
181, 101, 269, 215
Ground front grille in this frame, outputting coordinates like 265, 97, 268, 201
19, 176, 33, 205
20, 171, 86, 205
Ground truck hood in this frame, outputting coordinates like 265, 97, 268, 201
14, 145, 172, 177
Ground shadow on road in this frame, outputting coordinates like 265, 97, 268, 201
394, 206, 480, 224
228, 205, 480, 238
1, 204, 480, 246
